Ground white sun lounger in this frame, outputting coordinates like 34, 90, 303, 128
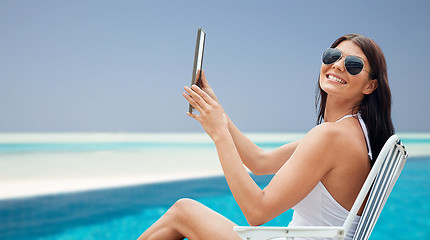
234, 135, 408, 240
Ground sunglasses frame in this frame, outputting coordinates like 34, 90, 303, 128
322, 48, 372, 76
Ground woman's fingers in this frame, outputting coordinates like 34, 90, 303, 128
184, 85, 213, 111
186, 111, 199, 120
184, 86, 205, 107
190, 85, 217, 105
183, 91, 204, 113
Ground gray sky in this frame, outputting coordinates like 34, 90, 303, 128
1, 0, 429, 132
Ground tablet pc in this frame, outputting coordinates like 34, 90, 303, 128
189, 28, 206, 113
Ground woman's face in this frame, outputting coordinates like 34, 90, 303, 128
319, 40, 377, 102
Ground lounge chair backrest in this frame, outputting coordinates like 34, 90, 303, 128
343, 135, 408, 240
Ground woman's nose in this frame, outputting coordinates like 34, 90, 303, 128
332, 57, 345, 72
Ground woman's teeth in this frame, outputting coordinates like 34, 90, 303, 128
328, 75, 346, 84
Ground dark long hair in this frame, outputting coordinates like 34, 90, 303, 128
315, 34, 394, 166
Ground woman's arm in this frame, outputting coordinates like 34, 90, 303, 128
198, 71, 299, 175
216, 124, 336, 226
227, 119, 300, 175
183, 85, 336, 226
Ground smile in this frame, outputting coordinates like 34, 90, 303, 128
327, 74, 347, 84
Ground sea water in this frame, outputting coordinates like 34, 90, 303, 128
0, 133, 429, 240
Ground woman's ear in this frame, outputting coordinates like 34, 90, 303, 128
363, 79, 378, 95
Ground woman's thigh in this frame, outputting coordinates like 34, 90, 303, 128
171, 198, 242, 240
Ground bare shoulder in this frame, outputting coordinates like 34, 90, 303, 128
300, 122, 362, 163
303, 122, 351, 147
289, 123, 342, 167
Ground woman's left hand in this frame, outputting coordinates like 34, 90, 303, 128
183, 85, 229, 141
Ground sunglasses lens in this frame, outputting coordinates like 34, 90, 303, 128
322, 48, 341, 65
345, 56, 364, 75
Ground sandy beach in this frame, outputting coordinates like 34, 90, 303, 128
0, 133, 305, 200
0, 132, 428, 200
0, 148, 224, 200
0, 133, 215, 200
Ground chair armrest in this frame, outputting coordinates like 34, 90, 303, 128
234, 226, 345, 240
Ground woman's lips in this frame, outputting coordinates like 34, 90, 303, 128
326, 74, 347, 84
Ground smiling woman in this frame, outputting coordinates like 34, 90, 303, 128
316, 34, 394, 166
139, 34, 395, 240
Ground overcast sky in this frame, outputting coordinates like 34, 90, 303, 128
1, 0, 429, 133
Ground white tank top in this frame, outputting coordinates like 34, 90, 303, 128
288, 113, 371, 240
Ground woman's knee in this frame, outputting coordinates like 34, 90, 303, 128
138, 199, 197, 240
169, 198, 211, 225
170, 198, 199, 216
169, 198, 240, 240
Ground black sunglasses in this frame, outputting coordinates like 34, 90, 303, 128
322, 48, 371, 76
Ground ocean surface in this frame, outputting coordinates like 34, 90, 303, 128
0, 132, 429, 239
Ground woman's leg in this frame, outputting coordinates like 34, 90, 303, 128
138, 198, 242, 240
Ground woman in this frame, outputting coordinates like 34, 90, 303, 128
138, 33, 394, 240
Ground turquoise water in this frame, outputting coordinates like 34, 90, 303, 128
0, 135, 428, 153
0, 134, 429, 239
